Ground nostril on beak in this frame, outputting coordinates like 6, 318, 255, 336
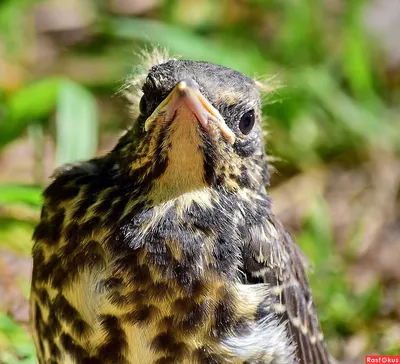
177, 78, 199, 91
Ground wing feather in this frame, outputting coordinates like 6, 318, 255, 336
242, 215, 331, 364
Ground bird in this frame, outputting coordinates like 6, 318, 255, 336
30, 49, 331, 364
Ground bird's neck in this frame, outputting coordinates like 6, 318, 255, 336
148, 112, 208, 204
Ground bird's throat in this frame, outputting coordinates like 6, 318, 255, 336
149, 108, 207, 203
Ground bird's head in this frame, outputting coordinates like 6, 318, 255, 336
117, 51, 270, 202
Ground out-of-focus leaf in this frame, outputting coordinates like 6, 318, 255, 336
0, 0, 30, 58
0, 77, 62, 148
275, 0, 324, 64
0, 184, 42, 207
56, 80, 98, 165
297, 195, 333, 267
358, 284, 381, 321
342, 0, 375, 100
106, 17, 270, 75
295, 68, 400, 149
0, 218, 34, 254
0, 313, 36, 363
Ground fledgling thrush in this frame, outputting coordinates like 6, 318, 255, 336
30, 50, 331, 364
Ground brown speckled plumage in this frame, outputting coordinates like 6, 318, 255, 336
30, 50, 331, 363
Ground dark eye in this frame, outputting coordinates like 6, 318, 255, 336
239, 109, 255, 135
139, 96, 148, 115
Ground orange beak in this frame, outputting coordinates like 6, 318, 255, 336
144, 78, 236, 144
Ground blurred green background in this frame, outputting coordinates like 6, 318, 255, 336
0, 0, 399, 363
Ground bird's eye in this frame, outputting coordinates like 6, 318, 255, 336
139, 96, 148, 115
239, 109, 255, 135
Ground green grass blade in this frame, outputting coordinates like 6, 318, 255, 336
0, 184, 42, 207
0, 77, 62, 148
56, 80, 98, 166
0, 313, 36, 363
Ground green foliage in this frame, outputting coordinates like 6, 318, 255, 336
56, 80, 98, 166
298, 197, 381, 340
1, 78, 98, 163
106, 17, 270, 75
0, 78, 61, 148
0, 184, 41, 207
0, 313, 36, 364
0, 218, 34, 254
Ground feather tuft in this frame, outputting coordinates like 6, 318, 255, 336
119, 46, 177, 120
253, 74, 284, 104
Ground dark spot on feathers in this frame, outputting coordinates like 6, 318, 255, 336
36, 254, 59, 283
46, 309, 61, 337
192, 346, 222, 364
54, 294, 80, 324
62, 222, 81, 254
65, 240, 106, 281
215, 173, 226, 186
238, 165, 252, 187
43, 175, 81, 209
203, 149, 215, 186
93, 197, 112, 215
104, 198, 129, 226
122, 304, 159, 325
100, 277, 124, 290
33, 208, 65, 245
32, 248, 44, 272
173, 261, 194, 291
33, 221, 51, 244
155, 357, 176, 364
85, 174, 114, 196
81, 358, 103, 364
84, 240, 106, 264
157, 316, 174, 331
72, 318, 91, 339
80, 217, 102, 237
34, 303, 44, 338
49, 342, 61, 360
212, 289, 235, 339
37, 288, 51, 306
60, 332, 89, 360
73, 192, 98, 220
108, 291, 129, 307
147, 281, 169, 300
151, 331, 187, 358
74, 175, 93, 185
133, 264, 152, 286
112, 252, 141, 276
96, 315, 128, 363
179, 301, 208, 332
172, 298, 191, 313
191, 280, 208, 301
50, 265, 67, 288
